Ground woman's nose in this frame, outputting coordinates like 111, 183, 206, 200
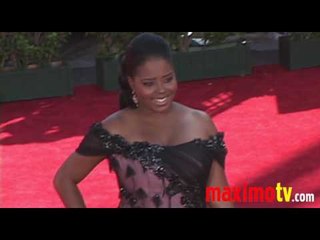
156, 82, 165, 93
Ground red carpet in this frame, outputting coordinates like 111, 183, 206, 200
1, 64, 320, 208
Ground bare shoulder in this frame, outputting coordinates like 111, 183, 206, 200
100, 109, 132, 134
192, 109, 217, 136
177, 103, 218, 137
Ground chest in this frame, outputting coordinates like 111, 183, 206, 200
122, 112, 206, 146
134, 121, 193, 146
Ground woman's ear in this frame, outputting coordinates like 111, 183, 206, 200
128, 76, 134, 90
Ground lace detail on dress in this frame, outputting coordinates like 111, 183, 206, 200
78, 122, 227, 208
194, 132, 227, 168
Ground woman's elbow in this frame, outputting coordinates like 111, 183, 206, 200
53, 169, 71, 192
53, 170, 63, 191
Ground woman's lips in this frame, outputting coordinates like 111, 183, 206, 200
154, 97, 168, 106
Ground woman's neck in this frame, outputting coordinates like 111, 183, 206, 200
135, 102, 177, 122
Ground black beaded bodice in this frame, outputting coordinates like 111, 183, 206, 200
76, 122, 227, 208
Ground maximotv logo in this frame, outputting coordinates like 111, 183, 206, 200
206, 182, 315, 203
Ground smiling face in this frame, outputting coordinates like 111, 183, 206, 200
128, 57, 178, 113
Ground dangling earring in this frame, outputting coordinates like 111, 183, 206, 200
132, 90, 139, 108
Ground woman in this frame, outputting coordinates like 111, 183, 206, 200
54, 32, 233, 208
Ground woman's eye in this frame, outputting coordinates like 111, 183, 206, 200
143, 82, 153, 87
165, 77, 173, 83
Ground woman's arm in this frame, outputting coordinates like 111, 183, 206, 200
206, 161, 234, 208
53, 152, 105, 208
195, 110, 234, 208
